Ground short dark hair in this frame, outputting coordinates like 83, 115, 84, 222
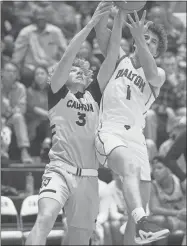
3, 61, 19, 72
148, 22, 168, 57
35, 65, 48, 75
152, 155, 165, 165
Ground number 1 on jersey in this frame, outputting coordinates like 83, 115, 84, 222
126, 85, 131, 100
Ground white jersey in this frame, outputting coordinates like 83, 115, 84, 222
48, 83, 100, 169
99, 52, 158, 131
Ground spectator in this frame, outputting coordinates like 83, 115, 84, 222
146, 139, 158, 164
26, 66, 51, 157
144, 51, 186, 147
147, 5, 185, 50
149, 156, 186, 234
3, 35, 14, 59
78, 40, 101, 78
13, 1, 36, 38
92, 179, 109, 245
104, 172, 128, 245
92, 38, 104, 63
1, 62, 32, 163
159, 108, 186, 157
12, 8, 67, 87
44, 1, 78, 41
1, 117, 12, 164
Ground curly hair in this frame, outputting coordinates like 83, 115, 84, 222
148, 22, 168, 57
72, 57, 93, 86
47, 58, 93, 86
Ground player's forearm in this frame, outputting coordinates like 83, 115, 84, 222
51, 21, 95, 93
95, 13, 111, 57
151, 206, 178, 217
34, 107, 48, 118
134, 35, 160, 87
164, 131, 186, 161
163, 131, 186, 182
97, 11, 123, 92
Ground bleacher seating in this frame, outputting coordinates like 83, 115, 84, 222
1, 196, 23, 245
20, 195, 66, 245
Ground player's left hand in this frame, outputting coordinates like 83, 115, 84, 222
124, 10, 153, 38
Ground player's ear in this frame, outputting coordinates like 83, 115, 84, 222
154, 49, 159, 58
132, 39, 136, 52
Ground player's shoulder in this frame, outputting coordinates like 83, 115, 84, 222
157, 67, 166, 85
48, 84, 69, 110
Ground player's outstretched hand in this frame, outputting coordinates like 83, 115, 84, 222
124, 10, 153, 38
90, 1, 113, 25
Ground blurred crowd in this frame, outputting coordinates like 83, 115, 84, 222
1, 1, 186, 245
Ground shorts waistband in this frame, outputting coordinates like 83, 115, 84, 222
50, 160, 98, 177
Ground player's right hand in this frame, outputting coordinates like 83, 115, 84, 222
90, 1, 113, 25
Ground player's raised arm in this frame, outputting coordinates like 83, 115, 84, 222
125, 10, 167, 88
97, 9, 125, 92
50, 2, 112, 93
95, 7, 111, 57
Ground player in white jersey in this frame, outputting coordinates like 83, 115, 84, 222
95, 7, 170, 245
25, 2, 114, 245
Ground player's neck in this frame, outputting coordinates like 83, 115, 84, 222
67, 84, 84, 94
130, 53, 142, 69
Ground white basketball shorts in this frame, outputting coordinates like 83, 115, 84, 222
95, 126, 151, 181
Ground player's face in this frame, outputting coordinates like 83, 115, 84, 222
143, 30, 159, 57
67, 66, 87, 88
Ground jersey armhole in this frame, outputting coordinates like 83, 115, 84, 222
48, 84, 69, 110
86, 79, 102, 106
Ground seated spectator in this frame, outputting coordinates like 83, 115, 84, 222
12, 8, 67, 87
91, 179, 109, 245
3, 35, 14, 59
104, 172, 128, 245
159, 108, 186, 157
26, 66, 51, 158
1, 117, 12, 165
1, 62, 32, 163
149, 156, 186, 235
144, 51, 186, 148
146, 139, 158, 163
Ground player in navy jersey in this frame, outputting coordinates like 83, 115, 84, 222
25, 2, 114, 245
95, 6, 170, 245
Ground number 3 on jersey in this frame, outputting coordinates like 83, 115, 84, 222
76, 112, 86, 126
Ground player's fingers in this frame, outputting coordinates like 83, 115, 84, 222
141, 10, 146, 23
145, 21, 153, 29
97, 5, 112, 14
100, 1, 113, 9
133, 10, 139, 23
124, 20, 132, 29
96, 1, 110, 12
127, 14, 135, 25
97, 9, 111, 18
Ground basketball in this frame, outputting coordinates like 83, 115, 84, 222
114, 1, 147, 13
